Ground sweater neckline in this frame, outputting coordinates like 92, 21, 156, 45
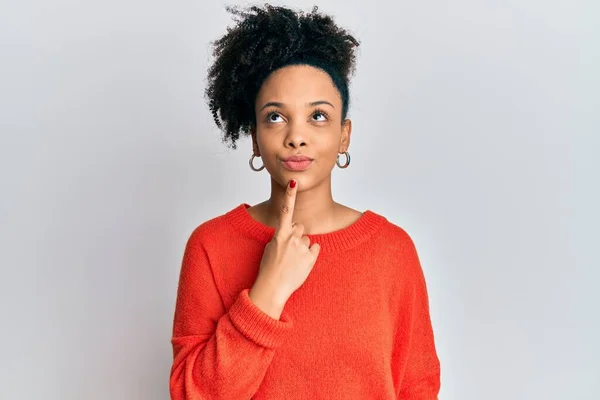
224, 203, 386, 254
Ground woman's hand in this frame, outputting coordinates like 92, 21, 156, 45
248, 179, 321, 318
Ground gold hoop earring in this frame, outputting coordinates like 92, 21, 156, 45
336, 151, 350, 169
249, 154, 265, 172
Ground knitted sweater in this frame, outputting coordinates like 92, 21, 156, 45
170, 203, 440, 399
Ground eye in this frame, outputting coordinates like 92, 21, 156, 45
312, 110, 329, 122
266, 112, 284, 123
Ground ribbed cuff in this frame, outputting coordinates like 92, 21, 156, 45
228, 288, 293, 349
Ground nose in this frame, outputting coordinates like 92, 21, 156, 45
285, 120, 306, 148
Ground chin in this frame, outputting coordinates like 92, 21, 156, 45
277, 174, 309, 189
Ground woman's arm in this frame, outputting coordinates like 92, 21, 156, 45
396, 236, 441, 399
170, 230, 293, 400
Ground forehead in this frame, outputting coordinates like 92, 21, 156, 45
256, 64, 341, 105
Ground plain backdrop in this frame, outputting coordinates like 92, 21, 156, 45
1, 0, 598, 399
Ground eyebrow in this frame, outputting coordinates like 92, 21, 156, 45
259, 100, 335, 112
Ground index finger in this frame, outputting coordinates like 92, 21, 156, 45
277, 179, 297, 232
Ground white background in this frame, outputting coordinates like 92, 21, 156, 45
1, 0, 598, 398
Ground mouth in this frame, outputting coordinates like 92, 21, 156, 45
281, 159, 313, 171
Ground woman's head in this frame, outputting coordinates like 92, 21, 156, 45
206, 4, 359, 190
206, 4, 359, 149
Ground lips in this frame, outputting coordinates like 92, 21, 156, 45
283, 155, 313, 162
281, 157, 313, 171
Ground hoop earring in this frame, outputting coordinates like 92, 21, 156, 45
336, 151, 350, 169
249, 154, 265, 171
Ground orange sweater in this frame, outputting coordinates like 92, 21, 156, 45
170, 203, 440, 399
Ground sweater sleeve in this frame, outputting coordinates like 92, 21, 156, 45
169, 231, 293, 400
397, 238, 441, 399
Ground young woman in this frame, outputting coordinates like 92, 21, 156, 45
170, 4, 440, 399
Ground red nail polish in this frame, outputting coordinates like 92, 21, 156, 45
290, 180, 296, 188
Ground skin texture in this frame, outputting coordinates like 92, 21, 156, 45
248, 64, 363, 236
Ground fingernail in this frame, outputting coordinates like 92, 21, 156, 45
290, 179, 296, 188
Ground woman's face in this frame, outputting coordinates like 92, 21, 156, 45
251, 64, 351, 191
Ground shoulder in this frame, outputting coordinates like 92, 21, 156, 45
183, 204, 241, 251
367, 210, 423, 271
369, 210, 418, 249
369, 212, 429, 288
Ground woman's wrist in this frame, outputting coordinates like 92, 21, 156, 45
248, 280, 288, 320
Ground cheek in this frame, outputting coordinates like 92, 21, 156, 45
321, 130, 344, 152
316, 140, 344, 168
255, 130, 270, 149
255, 133, 279, 161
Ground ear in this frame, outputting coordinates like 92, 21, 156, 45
339, 119, 352, 153
250, 126, 260, 156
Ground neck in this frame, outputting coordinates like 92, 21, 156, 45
264, 176, 338, 235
